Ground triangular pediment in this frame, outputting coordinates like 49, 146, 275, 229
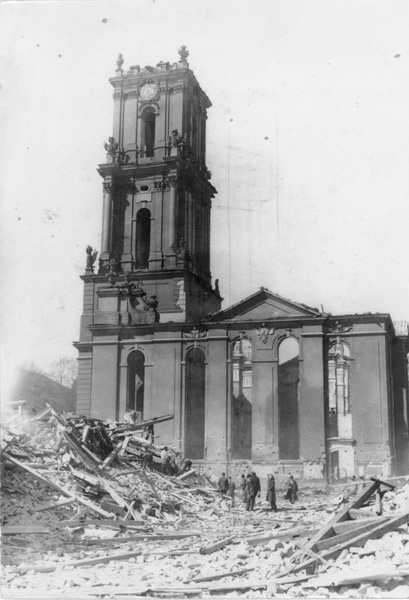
206, 288, 320, 322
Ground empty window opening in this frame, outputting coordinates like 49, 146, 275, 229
328, 341, 351, 439
184, 348, 206, 459
141, 107, 156, 157
127, 350, 145, 418
278, 337, 300, 459
135, 208, 151, 268
231, 338, 252, 459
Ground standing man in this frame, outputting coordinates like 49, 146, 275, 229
245, 474, 256, 511
285, 474, 299, 504
266, 474, 278, 512
218, 472, 229, 495
252, 471, 261, 501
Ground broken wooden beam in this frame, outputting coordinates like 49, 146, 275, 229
32, 497, 77, 513
83, 531, 201, 546
315, 517, 390, 552
200, 534, 236, 555
2, 525, 50, 535
370, 476, 395, 490
2, 452, 72, 497
11, 549, 145, 573
101, 441, 123, 468
333, 516, 387, 534
290, 511, 409, 574
176, 469, 197, 481
306, 480, 380, 551
189, 567, 255, 583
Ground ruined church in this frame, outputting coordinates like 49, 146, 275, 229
75, 48, 409, 481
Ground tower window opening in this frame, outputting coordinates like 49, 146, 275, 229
141, 107, 156, 157
135, 208, 151, 268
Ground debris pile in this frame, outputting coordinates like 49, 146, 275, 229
1, 407, 409, 598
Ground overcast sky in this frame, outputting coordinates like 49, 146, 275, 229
1, 0, 409, 385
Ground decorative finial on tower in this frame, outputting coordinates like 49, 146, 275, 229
178, 45, 189, 66
116, 53, 124, 73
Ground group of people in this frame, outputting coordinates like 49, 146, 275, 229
159, 447, 193, 476
218, 471, 299, 512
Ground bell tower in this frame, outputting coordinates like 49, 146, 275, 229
96, 47, 221, 322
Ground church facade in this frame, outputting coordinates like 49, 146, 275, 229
75, 48, 409, 481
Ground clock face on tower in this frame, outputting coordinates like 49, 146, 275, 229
139, 83, 158, 101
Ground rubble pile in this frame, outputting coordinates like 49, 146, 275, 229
1, 407, 409, 598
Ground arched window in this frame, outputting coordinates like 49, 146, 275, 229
231, 338, 252, 459
328, 342, 351, 438
141, 107, 156, 157
127, 350, 145, 417
185, 348, 206, 459
278, 337, 300, 459
135, 208, 151, 268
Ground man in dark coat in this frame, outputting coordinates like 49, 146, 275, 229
245, 474, 256, 511
285, 474, 298, 504
218, 472, 229, 495
251, 471, 261, 497
266, 474, 278, 512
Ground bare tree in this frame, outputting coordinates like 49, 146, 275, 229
48, 356, 77, 388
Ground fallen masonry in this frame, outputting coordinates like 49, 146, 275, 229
2, 407, 409, 598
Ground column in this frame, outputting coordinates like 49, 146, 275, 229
168, 179, 177, 249
101, 179, 113, 258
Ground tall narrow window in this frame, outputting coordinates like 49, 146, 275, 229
141, 107, 156, 157
328, 342, 351, 438
135, 208, 151, 268
127, 350, 145, 418
231, 338, 252, 459
185, 348, 205, 459
278, 337, 300, 459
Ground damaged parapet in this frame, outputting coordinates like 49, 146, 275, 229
95, 273, 159, 326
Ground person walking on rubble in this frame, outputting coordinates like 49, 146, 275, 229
218, 472, 229, 495
266, 474, 278, 512
285, 474, 298, 504
226, 476, 236, 506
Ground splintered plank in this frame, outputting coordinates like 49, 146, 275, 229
290, 511, 409, 574
101, 441, 123, 468
3, 452, 72, 497
306, 481, 380, 551
188, 567, 255, 583
316, 517, 390, 552
11, 549, 145, 573
3, 525, 50, 535
32, 497, 77, 513
99, 477, 143, 522
82, 531, 201, 546
176, 469, 197, 481
333, 516, 388, 535
200, 535, 236, 555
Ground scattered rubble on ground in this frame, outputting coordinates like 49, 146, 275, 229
1, 406, 409, 598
